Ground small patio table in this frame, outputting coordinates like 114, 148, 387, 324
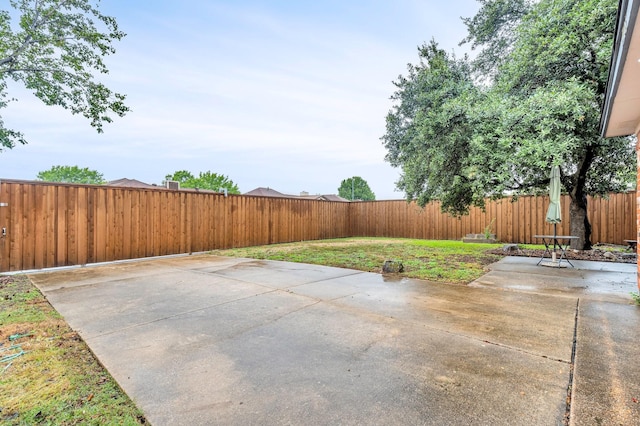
623, 239, 637, 252
533, 235, 579, 268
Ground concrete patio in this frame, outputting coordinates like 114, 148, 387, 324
28, 255, 640, 425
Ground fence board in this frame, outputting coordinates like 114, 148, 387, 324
33, 185, 45, 269
0, 179, 635, 272
67, 187, 78, 266
0, 183, 9, 272
10, 184, 24, 271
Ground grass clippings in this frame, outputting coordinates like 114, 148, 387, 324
0, 275, 145, 425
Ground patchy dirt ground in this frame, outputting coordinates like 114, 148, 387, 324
488, 244, 637, 264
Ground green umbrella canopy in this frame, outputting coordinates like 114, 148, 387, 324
545, 165, 562, 224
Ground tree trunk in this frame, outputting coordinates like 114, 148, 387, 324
566, 145, 595, 250
568, 194, 592, 250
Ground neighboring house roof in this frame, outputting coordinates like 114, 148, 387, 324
319, 194, 349, 202
107, 178, 157, 188
600, 0, 640, 137
244, 187, 349, 201
179, 187, 220, 194
244, 187, 288, 197
107, 178, 220, 193
299, 194, 350, 202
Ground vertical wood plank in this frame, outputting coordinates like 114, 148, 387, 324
22, 184, 36, 270
86, 187, 96, 264
55, 186, 68, 266
66, 186, 78, 265
32, 184, 46, 269
8, 184, 23, 271
76, 187, 88, 265
95, 186, 107, 262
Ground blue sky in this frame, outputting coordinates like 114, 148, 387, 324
1, 0, 479, 199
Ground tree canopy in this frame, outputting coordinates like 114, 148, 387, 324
338, 176, 375, 201
36, 165, 105, 184
383, 41, 480, 213
164, 170, 240, 194
0, 0, 129, 151
382, 0, 634, 249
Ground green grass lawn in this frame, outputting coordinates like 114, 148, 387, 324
212, 237, 508, 284
0, 275, 145, 425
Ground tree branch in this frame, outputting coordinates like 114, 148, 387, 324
570, 145, 595, 199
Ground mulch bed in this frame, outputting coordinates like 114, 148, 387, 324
487, 245, 637, 264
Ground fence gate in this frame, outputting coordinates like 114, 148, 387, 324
0, 180, 9, 272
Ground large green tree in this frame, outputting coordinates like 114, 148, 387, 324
338, 176, 375, 201
37, 165, 105, 184
383, 41, 480, 213
0, 0, 129, 151
382, 0, 634, 249
164, 170, 240, 194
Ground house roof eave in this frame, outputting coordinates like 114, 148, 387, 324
600, 0, 640, 137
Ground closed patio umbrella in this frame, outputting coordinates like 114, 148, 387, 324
546, 165, 562, 226
545, 165, 562, 256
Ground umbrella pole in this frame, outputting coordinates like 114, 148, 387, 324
553, 223, 557, 261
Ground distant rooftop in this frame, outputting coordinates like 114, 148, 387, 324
244, 187, 287, 197
107, 178, 156, 188
244, 187, 349, 202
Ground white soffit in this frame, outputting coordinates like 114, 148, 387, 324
604, 1, 640, 137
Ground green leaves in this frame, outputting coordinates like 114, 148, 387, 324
0, 0, 129, 150
164, 170, 241, 194
461, 0, 531, 78
36, 165, 105, 184
498, 0, 618, 95
382, 41, 481, 214
338, 176, 375, 201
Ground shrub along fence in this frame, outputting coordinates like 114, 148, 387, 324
0, 179, 635, 272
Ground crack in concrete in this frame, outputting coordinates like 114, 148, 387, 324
312, 293, 574, 365
465, 335, 571, 364
198, 262, 365, 292
563, 298, 579, 426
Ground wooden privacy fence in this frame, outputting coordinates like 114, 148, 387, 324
349, 192, 636, 245
0, 180, 350, 272
0, 179, 635, 272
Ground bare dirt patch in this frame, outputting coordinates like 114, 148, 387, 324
452, 254, 500, 266
488, 245, 637, 264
